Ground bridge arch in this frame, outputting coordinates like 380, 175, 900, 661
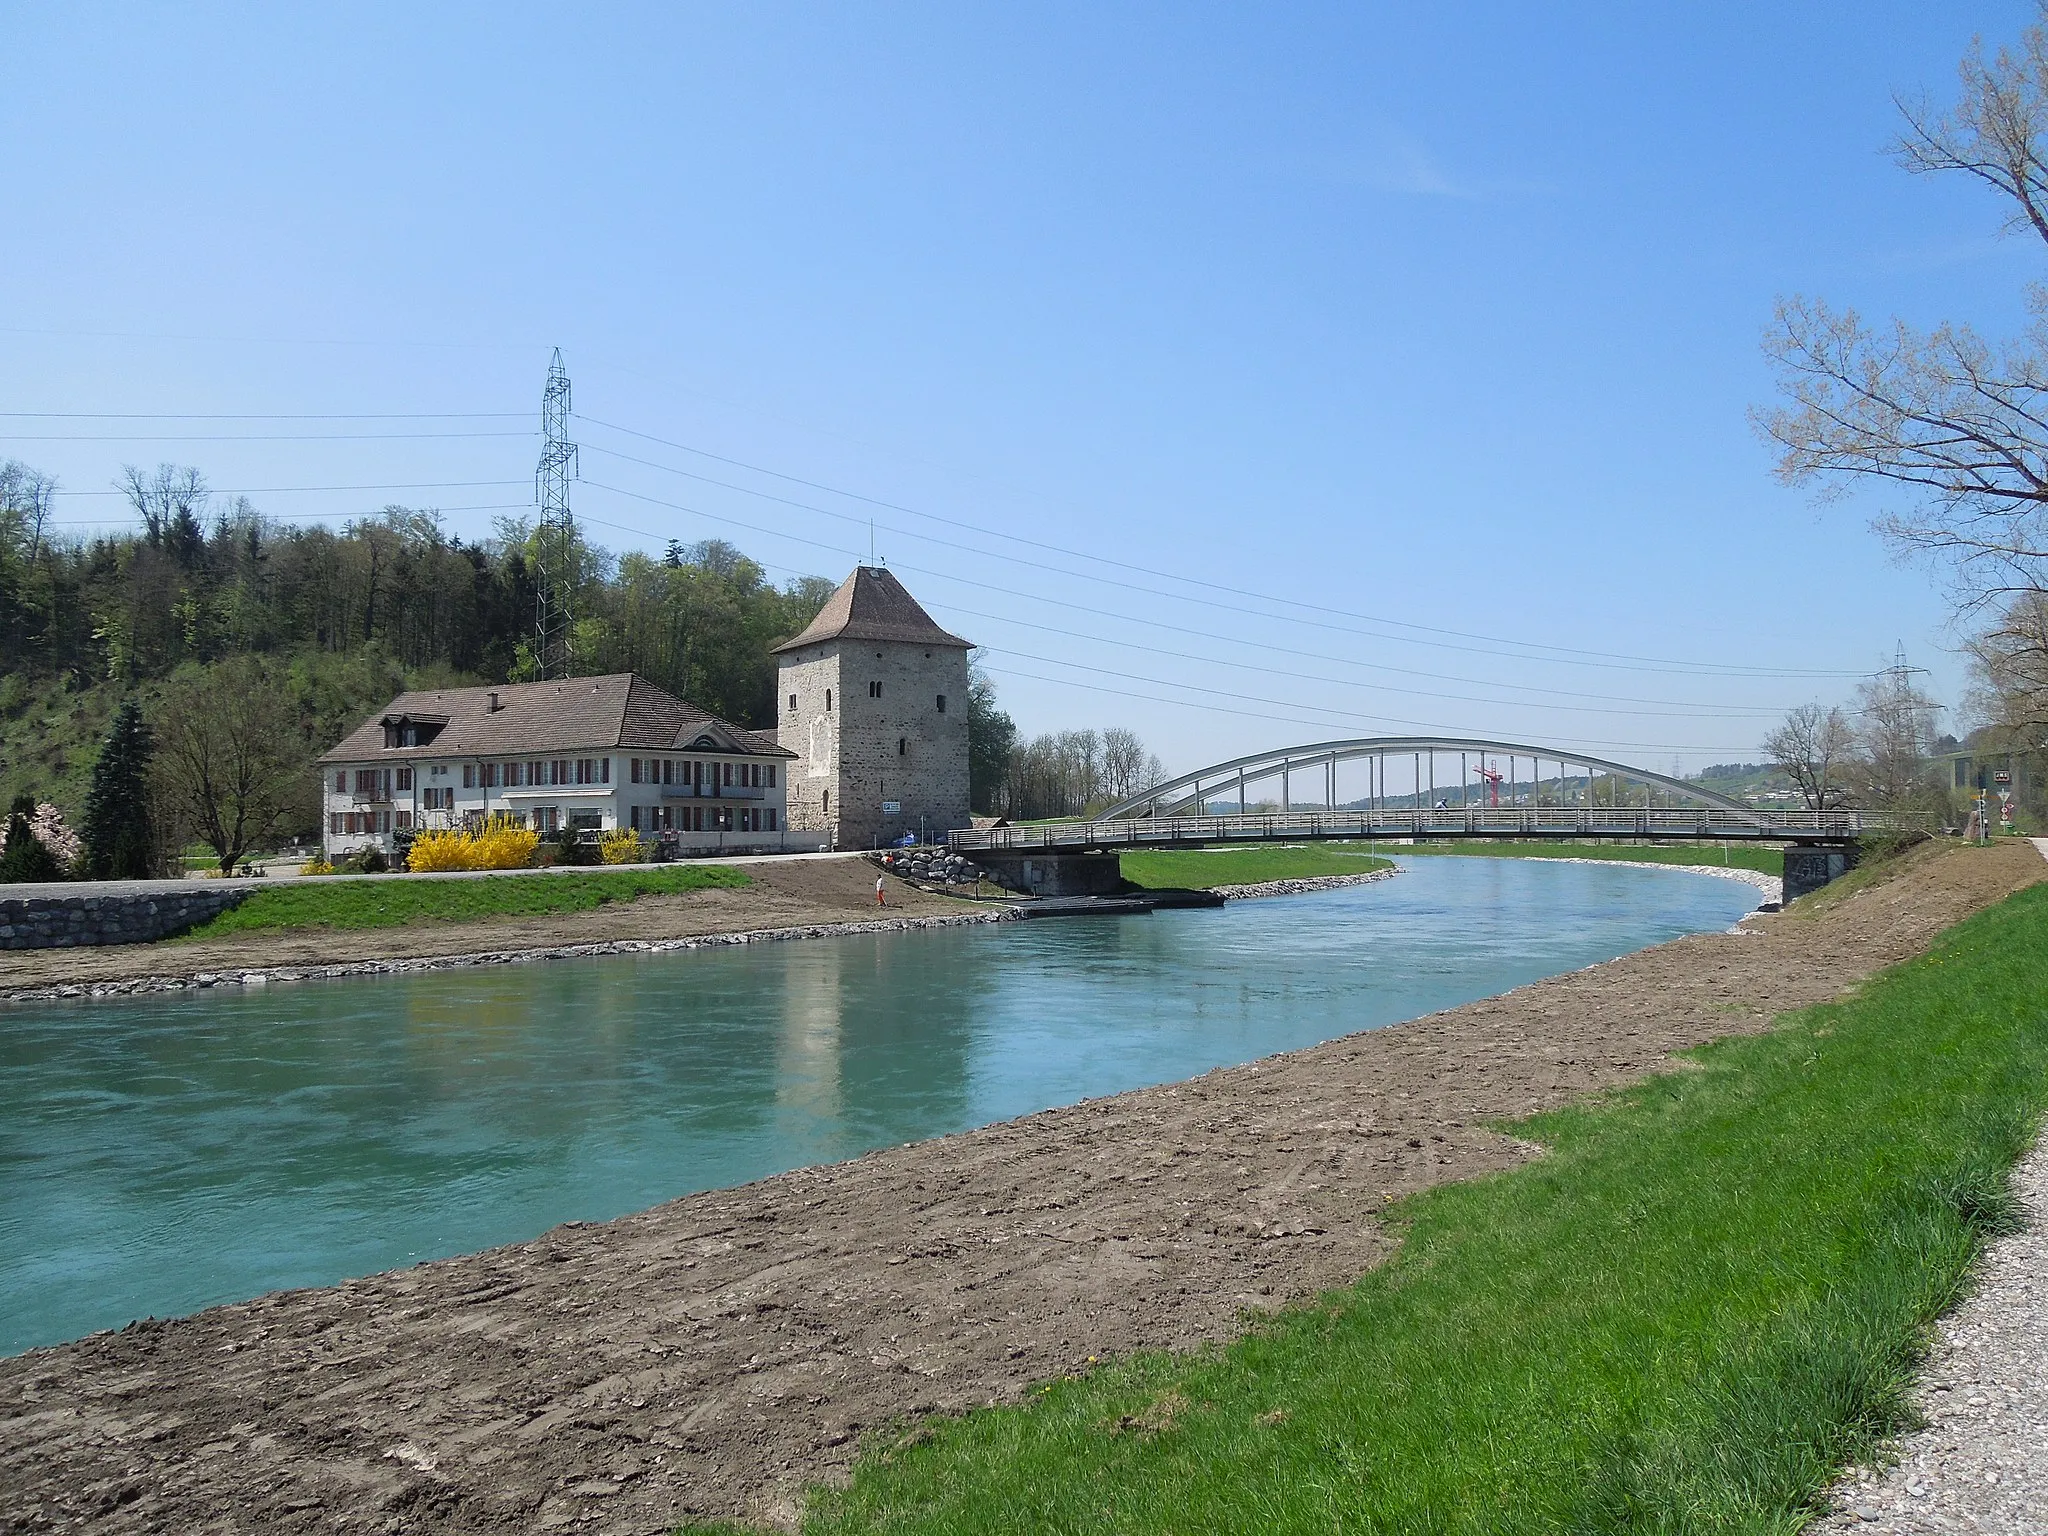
1094, 735, 1762, 823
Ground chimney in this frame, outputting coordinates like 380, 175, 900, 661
488, 692, 502, 712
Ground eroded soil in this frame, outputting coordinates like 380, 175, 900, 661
2, 839, 2037, 1535
0, 857, 962, 994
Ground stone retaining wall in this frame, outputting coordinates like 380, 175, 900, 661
0, 888, 249, 950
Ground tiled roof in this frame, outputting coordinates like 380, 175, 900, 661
319, 674, 794, 763
771, 566, 972, 653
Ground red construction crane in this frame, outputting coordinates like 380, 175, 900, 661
1472, 760, 1504, 807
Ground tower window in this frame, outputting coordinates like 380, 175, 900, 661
788, 693, 797, 712
898, 737, 907, 756
868, 680, 881, 697
825, 689, 832, 711
936, 694, 946, 713
822, 789, 830, 813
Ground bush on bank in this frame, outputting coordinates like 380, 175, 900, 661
787, 882, 2048, 1535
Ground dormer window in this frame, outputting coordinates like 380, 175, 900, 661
379, 714, 446, 749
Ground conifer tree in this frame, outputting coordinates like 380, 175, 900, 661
81, 698, 157, 879
0, 795, 61, 882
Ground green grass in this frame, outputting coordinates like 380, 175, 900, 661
181, 864, 752, 937
782, 878, 2048, 1535
1120, 845, 1394, 889
1391, 838, 1785, 876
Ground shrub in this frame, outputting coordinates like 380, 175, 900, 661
403, 816, 539, 873
299, 857, 336, 876
599, 828, 647, 864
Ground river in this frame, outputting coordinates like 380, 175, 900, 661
0, 855, 1756, 1355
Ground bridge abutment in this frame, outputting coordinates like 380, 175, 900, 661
1782, 843, 1860, 902
978, 851, 1124, 897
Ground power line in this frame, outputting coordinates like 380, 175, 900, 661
573, 413, 1860, 680
942, 606, 1779, 719
48, 502, 533, 528
0, 410, 526, 421
2, 430, 533, 442
978, 665, 1759, 756
50, 479, 527, 497
577, 477, 1798, 714
570, 492, 1765, 753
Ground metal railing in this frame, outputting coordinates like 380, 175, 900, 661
951, 806, 1917, 853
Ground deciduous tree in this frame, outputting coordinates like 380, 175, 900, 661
151, 655, 310, 874
1762, 703, 1856, 810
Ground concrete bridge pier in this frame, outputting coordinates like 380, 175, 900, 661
977, 851, 1123, 897
1782, 843, 1860, 902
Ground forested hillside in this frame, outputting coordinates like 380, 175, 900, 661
0, 460, 835, 829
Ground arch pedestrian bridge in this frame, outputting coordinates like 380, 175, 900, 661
949, 737, 1905, 885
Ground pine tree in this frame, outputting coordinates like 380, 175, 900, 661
81, 698, 156, 879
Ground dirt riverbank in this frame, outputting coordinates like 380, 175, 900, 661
0, 857, 963, 997
2, 839, 2037, 1535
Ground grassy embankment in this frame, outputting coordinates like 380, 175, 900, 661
1120, 845, 1393, 889
751, 878, 2047, 1535
1389, 838, 1784, 875
181, 865, 750, 938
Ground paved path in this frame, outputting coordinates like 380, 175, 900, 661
1811, 838, 2048, 1532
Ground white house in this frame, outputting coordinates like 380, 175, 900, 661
318, 673, 802, 861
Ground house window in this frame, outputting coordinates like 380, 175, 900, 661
630, 805, 641, 830
396, 811, 412, 830
335, 772, 346, 793
329, 813, 342, 834
767, 764, 777, 787
397, 767, 413, 790
936, 694, 946, 713
723, 762, 733, 787
601, 757, 610, 784
631, 758, 643, 783
868, 681, 881, 698
662, 759, 673, 786
767, 808, 778, 831
463, 764, 476, 789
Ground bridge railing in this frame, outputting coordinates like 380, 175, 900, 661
951, 805, 1900, 852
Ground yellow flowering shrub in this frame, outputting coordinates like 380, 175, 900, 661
404, 815, 539, 872
599, 828, 647, 864
299, 857, 336, 876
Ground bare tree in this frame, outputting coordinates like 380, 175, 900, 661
119, 464, 209, 553
1756, 13, 2048, 729
1762, 703, 1856, 809
1850, 664, 1945, 812
1100, 727, 1165, 804
151, 655, 311, 874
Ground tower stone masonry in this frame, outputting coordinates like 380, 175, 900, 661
774, 566, 972, 848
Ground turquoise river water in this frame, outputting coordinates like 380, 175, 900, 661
0, 855, 1757, 1355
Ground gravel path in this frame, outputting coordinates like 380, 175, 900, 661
1811, 1138, 2048, 1532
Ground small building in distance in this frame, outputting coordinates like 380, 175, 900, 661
317, 673, 800, 861
775, 566, 972, 848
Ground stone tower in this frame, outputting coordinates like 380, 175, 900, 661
775, 566, 973, 848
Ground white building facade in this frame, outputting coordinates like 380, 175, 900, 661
319, 673, 805, 861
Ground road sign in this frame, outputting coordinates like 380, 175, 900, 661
882, 800, 901, 815
1994, 770, 2012, 784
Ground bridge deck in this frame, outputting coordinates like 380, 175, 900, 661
952, 806, 1881, 854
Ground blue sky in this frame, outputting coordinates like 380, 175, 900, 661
4, 3, 2039, 779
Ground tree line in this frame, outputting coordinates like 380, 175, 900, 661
0, 467, 1169, 872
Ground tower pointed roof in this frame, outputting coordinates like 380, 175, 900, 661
771, 565, 972, 653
